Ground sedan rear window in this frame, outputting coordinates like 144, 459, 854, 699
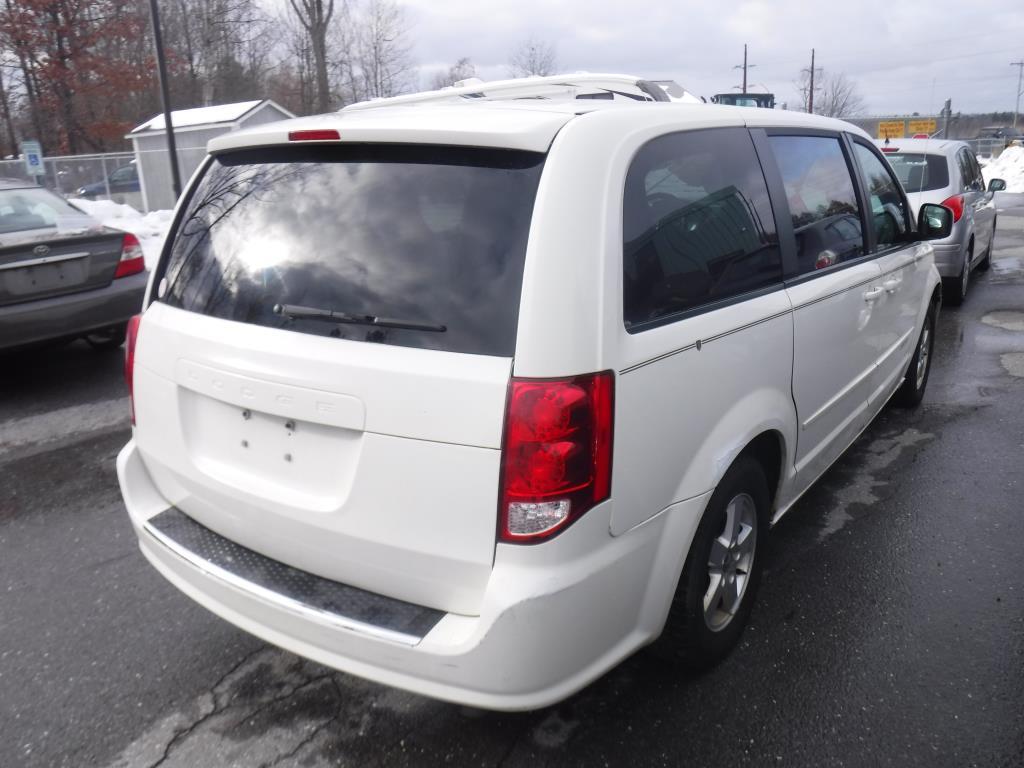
0, 187, 94, 235
159, 144, 545, 357
884, 153, 949, 193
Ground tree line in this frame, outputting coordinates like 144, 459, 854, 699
0, 0, 559, 157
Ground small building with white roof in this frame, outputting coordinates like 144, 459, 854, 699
127, 99, 294, 211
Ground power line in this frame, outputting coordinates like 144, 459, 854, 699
1012, 60, 1024, 131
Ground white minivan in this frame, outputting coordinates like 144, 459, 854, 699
117, 97, 953, 711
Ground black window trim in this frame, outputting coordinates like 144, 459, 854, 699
148, 153, 214, 308
760, 127, 883, 288
621, 126, 788, 335
846, 134, 918, 259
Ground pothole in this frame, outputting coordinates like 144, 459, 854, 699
999, 352, 1024, 378
982, 310, 1024, 332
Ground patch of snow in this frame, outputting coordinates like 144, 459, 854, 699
68, 198, 172, 268
131, 100, 261, 133
981, 145, 1024, 193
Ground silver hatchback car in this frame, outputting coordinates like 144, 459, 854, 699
877, 138, 1005, 305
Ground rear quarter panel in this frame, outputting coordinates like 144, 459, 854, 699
513, 110, 796, 536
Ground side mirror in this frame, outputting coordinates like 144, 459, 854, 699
918, 203, 953, 240
988, 178, 1007, 192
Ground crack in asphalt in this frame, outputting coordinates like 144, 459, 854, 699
258, 709, 341, 768
144, 645, 267, 768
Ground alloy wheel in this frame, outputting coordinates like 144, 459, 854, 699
703, 492, 757, 632
915, 321, 931, 391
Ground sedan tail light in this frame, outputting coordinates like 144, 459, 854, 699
940, 194, 965, 223
125, 314, 141, 424
114, 233, 145, 278
498, 371, 614, 543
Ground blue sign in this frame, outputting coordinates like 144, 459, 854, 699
21, 140, 44, 177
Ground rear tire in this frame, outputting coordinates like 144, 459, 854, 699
943, 239, 972, 307
658, 456, 768, 669
84, 324, 127, 350
894, 304, 936, 408
977, 217, 996, 272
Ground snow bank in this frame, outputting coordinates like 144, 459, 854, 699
68, 198, 172, 268
981, 145, 1024, 193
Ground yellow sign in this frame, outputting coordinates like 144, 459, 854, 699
878, 121, 905, 139
907, 118, 937, 135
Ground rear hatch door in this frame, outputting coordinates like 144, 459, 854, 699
134, 142, 546, 615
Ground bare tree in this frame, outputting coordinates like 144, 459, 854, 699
508, 36, 557, 78
357, 0, 413, 100
817, 72, 865, 117
428, 57, 475, 90
287, 0, 335, 112
794, 68, 865, 117
161, 0, 269, 107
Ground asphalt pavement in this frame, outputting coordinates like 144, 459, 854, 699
2, 195, 1023, 768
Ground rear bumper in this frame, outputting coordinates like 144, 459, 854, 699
928, 224, 970, 278
117, 438, 708, 710
0, 271, 147, 350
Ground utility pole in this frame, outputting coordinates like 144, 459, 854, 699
942, 98, 951, 139
807, 49, 816, 114
148, 0, 181, 199
733, 44, 755, 94
1012, 60, 1024, 131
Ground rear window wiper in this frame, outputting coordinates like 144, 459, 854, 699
273, 303, 447, 333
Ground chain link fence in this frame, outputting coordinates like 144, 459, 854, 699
0, 147, 208, 212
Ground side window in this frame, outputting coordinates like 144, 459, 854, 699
768, 135, 864, 274
956, 149, 974, 190
622, 127, 782, 328
110, 165, 135, 182
966, 151, 984, 189
852, 143, 910, 252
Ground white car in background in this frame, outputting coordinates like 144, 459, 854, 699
118, 94, 953, 710
878, 137, 1005, 305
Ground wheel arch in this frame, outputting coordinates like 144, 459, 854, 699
737, 431, 785, 522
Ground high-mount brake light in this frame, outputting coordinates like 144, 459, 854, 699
498, 371, 614, 543
114, 233, 145, 278
125, 314, 141, 425
940, 194, 965, 223
881, 146, 899, 153
288, 129, 341, 142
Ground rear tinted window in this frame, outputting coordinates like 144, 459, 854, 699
159, 145, 544, 356
885, 152, 949, 192
0, 187, 94, 234
622, 127, 782, 328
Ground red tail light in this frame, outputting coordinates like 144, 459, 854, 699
940, 194, 965, 223
125, 314, 141, 424
499, 371, 614, 543
288, 129, 340, 141
114, 233, 145, 278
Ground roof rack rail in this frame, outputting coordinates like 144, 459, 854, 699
342, 73, 702, 112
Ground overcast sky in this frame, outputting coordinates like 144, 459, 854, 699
402, 0, 1024, 116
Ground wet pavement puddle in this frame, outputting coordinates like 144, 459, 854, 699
981, 310, 1024, 332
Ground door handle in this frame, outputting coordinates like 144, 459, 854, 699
883, 278, 900, 293
863, 286, 884, 302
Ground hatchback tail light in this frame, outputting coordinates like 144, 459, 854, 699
940, 194, 965, 223
498, 371, 614, 543
125, 314, 141, 424
114, 233, 145, 278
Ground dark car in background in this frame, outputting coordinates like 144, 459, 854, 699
0, 179, 147, 351
76, 163, 142, 207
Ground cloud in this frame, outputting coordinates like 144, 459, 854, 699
398, 0, 1024, 114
